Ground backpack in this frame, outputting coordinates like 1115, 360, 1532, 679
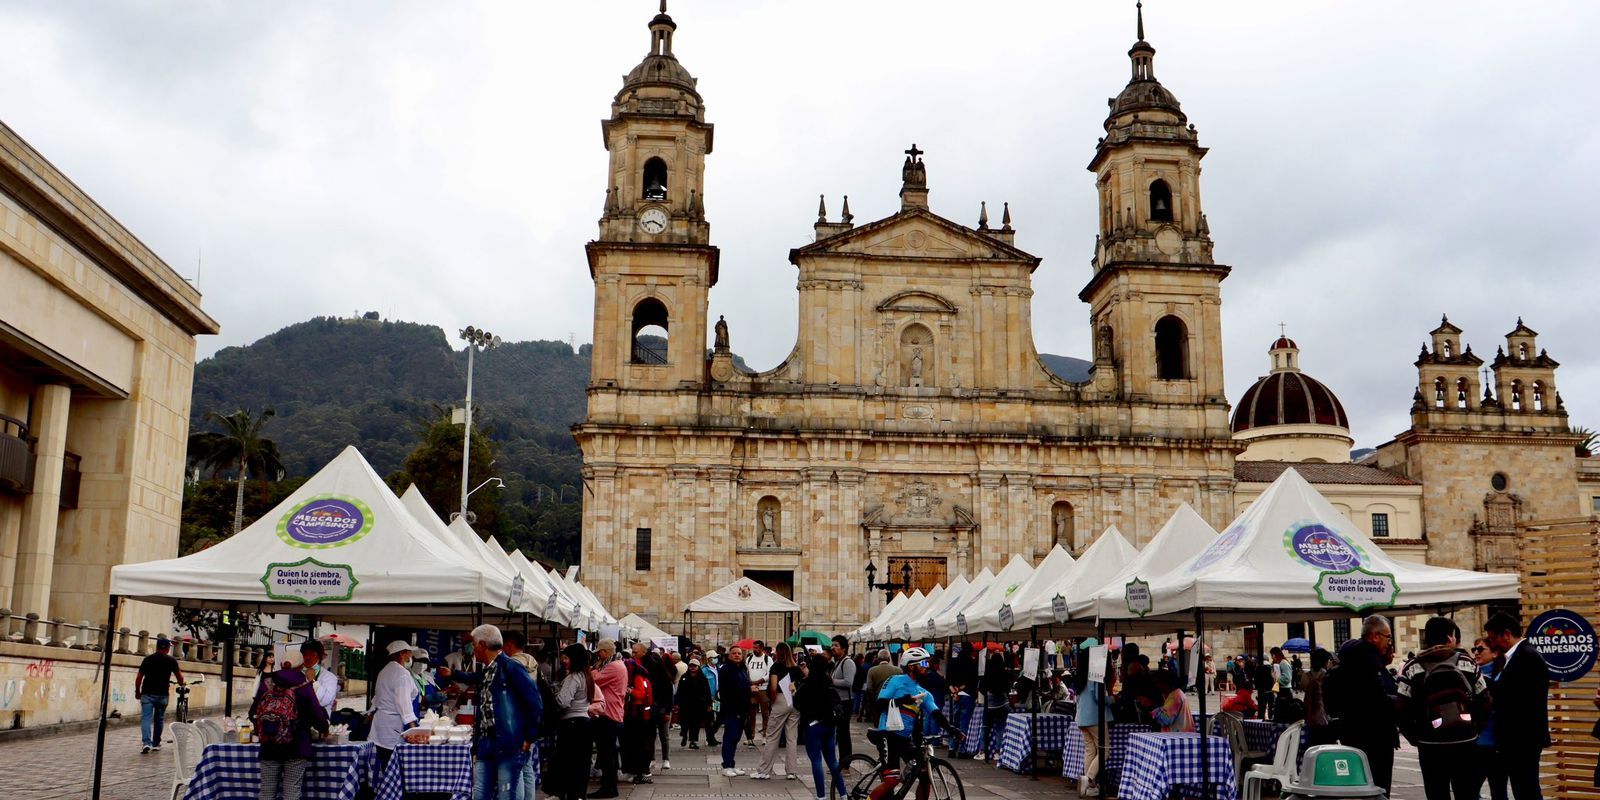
1414, 659, 1475, 739
1321, 663, 1347, 720
255, 678, 307, 746
538, 674, 562, 732
626, 665, 653, 720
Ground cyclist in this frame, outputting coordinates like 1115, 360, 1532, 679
874, 648, 962, 769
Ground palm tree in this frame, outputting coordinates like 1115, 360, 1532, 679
188, 408, 286, 534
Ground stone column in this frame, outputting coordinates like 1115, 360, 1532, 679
13, 383, 71, 617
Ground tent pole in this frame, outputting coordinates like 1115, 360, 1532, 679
224, 602, 238, 716
1029, 624, 1039, 780
1096, 621, 1107, 797
366, 628, 377, 708
91, 594, 120, 800
1196, 610, 1210, 800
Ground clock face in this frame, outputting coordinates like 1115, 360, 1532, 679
638, 208, 669, 234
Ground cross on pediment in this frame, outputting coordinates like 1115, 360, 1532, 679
904, 144, 924, 162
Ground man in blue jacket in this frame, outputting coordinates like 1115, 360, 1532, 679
468, 624, 544, 800
717, 646, 751, 776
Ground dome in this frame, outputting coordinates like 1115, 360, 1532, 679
623, 54, 699, 94
1109, 79, 1185, 122
1232, 371, 1350, 433
1271, 336, 1298, 350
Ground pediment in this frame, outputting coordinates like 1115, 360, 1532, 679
790, 208, 1039, 265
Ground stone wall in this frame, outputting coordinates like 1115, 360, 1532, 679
0, 641, 259, 729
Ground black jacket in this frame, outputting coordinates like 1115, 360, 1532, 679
1489, 641, 1551, 751
676, 668, 711, 712
1333, 638, 1397, 746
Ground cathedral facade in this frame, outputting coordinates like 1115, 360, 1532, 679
574, 6, 1240, 634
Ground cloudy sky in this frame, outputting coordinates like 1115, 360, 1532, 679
3, 1, 1597, 449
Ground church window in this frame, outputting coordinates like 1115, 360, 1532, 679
1371, 513, 1390, 538
1456, 377, 1469, 409
1434, 377, 1446, 409
642, 157, 668, 200
900, 323, 933, 387
1510, 380, 1523, 411
631, 297, 670, 364
1442, 340, 1453, 358
1532, 380, 1545, 411
635, 527, 652, 571
1050, 501, 1076, 551
1518, 342, 1529, 360
1154, 316, 1188, 380
1148, 179, 1174, 223
1491, 472, 1509, 492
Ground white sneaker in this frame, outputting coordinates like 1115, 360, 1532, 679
785, 772, 799, 780
662, 760, 671, 770
722, 768, 744, 777
750, 772, 772, 780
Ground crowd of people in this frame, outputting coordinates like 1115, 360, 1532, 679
180, 611, 1565, 800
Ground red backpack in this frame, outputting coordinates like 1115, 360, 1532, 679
626, 663, 653, 720
255, 679, 307, 746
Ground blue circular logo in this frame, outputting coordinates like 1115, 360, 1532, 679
1527, 609, 1598, 682
1285, 523, 1363, 570
278, 496, 373, 549
1189, 521, 1248, 573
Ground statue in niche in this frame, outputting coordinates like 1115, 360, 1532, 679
714, 315, 729, 350
758, 506, 779, 548
1096, 325, 1115, 363
899, 324, 933, 387
909, 347, 925, 386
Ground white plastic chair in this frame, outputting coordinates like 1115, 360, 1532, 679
170, 722, 205, 800
1242, 721, 1304, 800
194, 719, 224, 745
1207, 712, 1267, 789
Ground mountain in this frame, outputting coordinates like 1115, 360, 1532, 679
188, 315, 1092, 562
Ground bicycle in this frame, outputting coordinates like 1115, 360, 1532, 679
172, 679, 203, 723
847, 715, 965, 800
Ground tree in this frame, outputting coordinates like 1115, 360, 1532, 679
387, 408, 503, 535
188, 408, 287, 534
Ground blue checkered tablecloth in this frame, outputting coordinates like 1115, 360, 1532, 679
1241, 720, 1306, 766
1061, 722, 1151, 783
182, 742, 376, 800
376, 743, 472, 800
1119, 732, 1237, 800
959, 706, 1003, 756
997, 713, 1075, 773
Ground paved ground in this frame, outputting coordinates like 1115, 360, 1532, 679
1, 710, 1425, 800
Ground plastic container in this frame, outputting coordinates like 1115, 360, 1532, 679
1281, 745, 1387, 800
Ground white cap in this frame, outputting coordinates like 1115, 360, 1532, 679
386, 640, 414, 656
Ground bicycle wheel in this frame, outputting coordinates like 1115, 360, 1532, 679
845, 753, 878, 779
847, 763, 887, 800
915, 758, 965, 800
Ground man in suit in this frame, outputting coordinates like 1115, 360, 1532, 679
1335, 615, 1400, 794
1483, 613, 1550, 800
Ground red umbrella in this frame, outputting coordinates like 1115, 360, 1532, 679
734, 638, 758, 650
322, 633, 364, 649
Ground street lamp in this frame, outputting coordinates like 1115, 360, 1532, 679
457, 325, 502, 523
865, 560, 913, 603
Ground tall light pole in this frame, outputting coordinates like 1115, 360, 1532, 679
458, 325, 501, 522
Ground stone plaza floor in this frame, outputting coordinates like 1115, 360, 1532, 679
0, 709, 1426, 800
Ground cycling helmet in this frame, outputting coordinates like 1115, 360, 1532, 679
899, 646, 931, 667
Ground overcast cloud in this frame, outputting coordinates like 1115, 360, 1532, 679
3, 1, 1597, 450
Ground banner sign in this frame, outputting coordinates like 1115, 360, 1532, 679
956, 614, 969, 635
1527, 609, 1599, 682
1313, 568, 1399, 612
543, 594, 558, 620
277, 496, 375, 549
260, 558, 358, 605
1125, 578, 1153, 617
1051, 594, 1069, 624
998, 604, 1015, 631
925, 619, 936, 638
508, 576, 525, 610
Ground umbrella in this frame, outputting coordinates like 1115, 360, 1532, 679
734, 638, 758, 650
1282, 637, 1311, 653
785, 630, 833, 647
322, 633, 364, 649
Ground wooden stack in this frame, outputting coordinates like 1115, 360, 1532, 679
1519, 517, 1600, 800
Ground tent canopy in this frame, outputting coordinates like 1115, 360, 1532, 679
109, 446, 512, 624
1082, 504, 1216, 621
969, 545, 1075, 635
619, 613, 672, 642
932, 555, 1033, 638
852, 592, 910, 642
1023, 525, 1138, 632
685, 577, 801, 613
1100, 468, 1520, 625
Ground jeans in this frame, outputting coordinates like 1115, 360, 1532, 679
473, 752, 529, 800
593, 717, 620, 792
259, 758, 308, 800
721, 715, 745, 768
519, 750, 537, 800
1417, 742, 1477, 800
748, 691, 771, 740
139, 694, 169, 748
1499, 747, 1543, 800
950, 694, 976, 744
805, 723, 844, 800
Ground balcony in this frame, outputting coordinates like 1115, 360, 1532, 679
60, 452, 81, 509
0, 414, 33, 494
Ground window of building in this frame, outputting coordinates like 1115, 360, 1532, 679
635, 528, 652, 571
630, 297, 669, 364
1592, 496, 1600, 515
1332, 618, 1351, 644
1434, 377, 1446, 409
1491, 472, 1509, 492
642, 157, 668, 200
1287, 622, 1306, 640
1148, 179, 1173, 223
1371, 512, 1390, 538
1532, 381, 1545, 411
1154, 316, 1189, 380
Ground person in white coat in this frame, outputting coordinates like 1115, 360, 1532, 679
372, 640, 421, 770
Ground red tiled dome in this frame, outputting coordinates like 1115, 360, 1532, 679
1232, 372, 1349, 433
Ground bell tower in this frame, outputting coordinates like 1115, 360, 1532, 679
586, 1, 718, 392
1079, 2, 1229, 407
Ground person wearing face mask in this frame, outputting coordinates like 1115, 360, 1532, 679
372, 640, 422, 770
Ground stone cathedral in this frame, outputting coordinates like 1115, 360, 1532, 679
575, 4, 1242, 635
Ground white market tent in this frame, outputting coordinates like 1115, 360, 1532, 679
968, 544, 1075, 635
932, 555, 1034, 638
922, 568, 995, 640
851, 591, 910, 642
1098, 468, 1521, 627
1020, 525, 1139, 633
685, 576, 802, 642
889, 585, 946, 641
620, 613, 672, 642
400, 485, 529, 615
877, 590, 925, 639
908, 575, 971, 641
1079, 503, 1217, 622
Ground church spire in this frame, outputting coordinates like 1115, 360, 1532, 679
1129, 1, 1156, 81
1136, 0, 1145, 42
649, 0, 677, 56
